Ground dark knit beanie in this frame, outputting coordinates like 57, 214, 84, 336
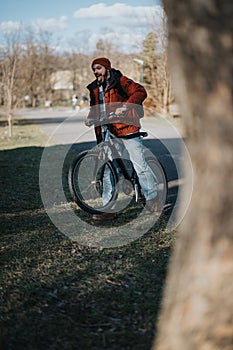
91, 57, 111, 71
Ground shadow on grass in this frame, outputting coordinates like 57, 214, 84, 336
0, 142, 178, 350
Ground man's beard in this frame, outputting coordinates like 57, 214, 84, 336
96, 70, 108, 84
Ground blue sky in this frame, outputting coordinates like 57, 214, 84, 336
0, 0, 162, 53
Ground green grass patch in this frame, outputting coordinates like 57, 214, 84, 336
0, 113, 175, 350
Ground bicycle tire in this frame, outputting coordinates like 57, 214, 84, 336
146, 157, 168, 210
68, 150, 118, 215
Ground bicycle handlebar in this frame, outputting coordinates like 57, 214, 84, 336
86, 112, 120, 127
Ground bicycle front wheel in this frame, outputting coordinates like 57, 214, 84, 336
146, 157, 167, 210
68, 150, 118, 215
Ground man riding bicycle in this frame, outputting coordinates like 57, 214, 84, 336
85, 57, 158, 221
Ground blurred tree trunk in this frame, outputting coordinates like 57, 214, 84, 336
153, 1, 233, 350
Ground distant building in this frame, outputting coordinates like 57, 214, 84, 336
51, 70, 74, 101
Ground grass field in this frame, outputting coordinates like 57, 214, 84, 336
0, 113, 175, 350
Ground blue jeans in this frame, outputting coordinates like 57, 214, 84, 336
102, 136, 157, 206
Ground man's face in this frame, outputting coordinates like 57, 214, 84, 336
92, 64, 107, 84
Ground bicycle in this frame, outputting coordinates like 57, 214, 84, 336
68, 113, 167, 216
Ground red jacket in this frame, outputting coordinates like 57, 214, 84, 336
86, 69, 147, 139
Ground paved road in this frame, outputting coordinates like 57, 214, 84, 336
16, 107, 185, 173
16, 107, 184, 142
15, 108, 193, 216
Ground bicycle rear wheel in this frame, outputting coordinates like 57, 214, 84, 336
68, 150, 118, 215
146, 157, 167, 210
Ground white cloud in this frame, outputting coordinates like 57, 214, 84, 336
74, 3, 130, 19
74, 3, 163, 29
0, 4, 164, 54
31, 16, 67, 32
0, 17, 68, 36
68, 29, 140, 54
72, 3, 164, 54
0, 21, 23, 34
87, 30, 143, 52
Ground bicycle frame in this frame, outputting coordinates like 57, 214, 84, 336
94, 117, 141, 201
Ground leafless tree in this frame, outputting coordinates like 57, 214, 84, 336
140, 10, 174, 113
65, 52, 91, 97
0, 30, 22, 136
20, 30, 41, 108
153, 1, 233, 349
36, 30, 58, 106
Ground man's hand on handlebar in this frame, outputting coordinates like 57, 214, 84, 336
85, 118, 94, 127
115, 105, 128, 117
85, 106, 128, 126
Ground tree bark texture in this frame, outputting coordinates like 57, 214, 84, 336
153, 1, 233, 350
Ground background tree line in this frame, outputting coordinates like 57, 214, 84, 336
0, 15, 174, 136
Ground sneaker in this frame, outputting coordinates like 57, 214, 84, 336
92, 212, 118, 222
